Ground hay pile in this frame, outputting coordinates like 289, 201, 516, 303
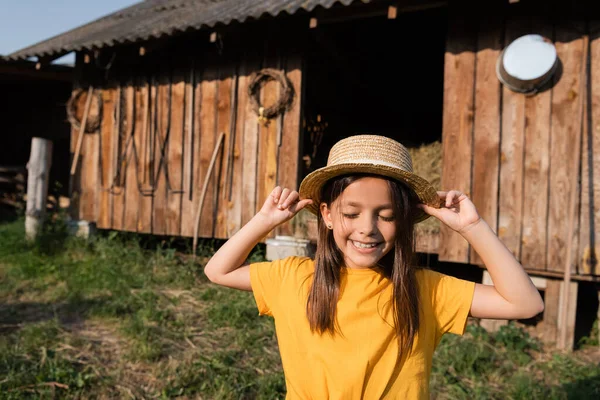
408, 141, 442, 235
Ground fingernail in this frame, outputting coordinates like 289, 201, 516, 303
278, 204, 283, 209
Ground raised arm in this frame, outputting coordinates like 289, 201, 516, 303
419, 191, 544, 320
204, 186, 312, 291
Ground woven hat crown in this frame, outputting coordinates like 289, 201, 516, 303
298, 134, 440, 221
326, 135, 414, 171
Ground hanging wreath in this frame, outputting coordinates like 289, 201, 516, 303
66, 88, 103, 133
248, 68, 295, 125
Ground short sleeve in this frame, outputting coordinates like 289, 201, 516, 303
420, 269, 476, 336
249, 256, 306, 317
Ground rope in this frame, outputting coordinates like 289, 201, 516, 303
248, 68, 294, 125
67, 88, 103, 133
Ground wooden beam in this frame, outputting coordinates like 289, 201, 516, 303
470, 16, 502, 266
0, 64, 72, 81
439, 10, 476, 264
388, 6, 398, 19
543, 279, 561, 345
559, 32, 589, 351
558, 281, 579, 350
25, 138, 53, 240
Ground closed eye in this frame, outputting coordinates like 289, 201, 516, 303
342, 213, 359, 219
380, 215, 395, 222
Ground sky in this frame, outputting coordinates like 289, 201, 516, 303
0, 0, 141, 64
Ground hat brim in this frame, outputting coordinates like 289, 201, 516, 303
298, 163, 441, 223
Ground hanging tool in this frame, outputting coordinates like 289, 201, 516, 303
193, 132, 226, 256
70, 85, 94, 176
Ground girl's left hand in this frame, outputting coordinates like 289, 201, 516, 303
418, 190, 481, 234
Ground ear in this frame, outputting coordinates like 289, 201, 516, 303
320, 202, 332, 226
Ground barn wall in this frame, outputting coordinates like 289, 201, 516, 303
69, 25, 303, 241
440, 0, 600, 278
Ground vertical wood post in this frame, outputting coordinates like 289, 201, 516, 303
25, 138, 53, 240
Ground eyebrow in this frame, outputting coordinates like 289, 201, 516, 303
344, 202, 393, 209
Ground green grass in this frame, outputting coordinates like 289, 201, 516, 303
431, 324, 600, 399
0, 216, 598, 399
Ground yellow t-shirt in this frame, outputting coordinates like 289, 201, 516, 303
249, 256, 476, 399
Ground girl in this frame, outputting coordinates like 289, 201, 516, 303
204, 134, 544, 399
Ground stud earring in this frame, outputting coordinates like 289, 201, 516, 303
327, 224, 332, 229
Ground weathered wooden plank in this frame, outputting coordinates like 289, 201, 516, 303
138, 77, 154, 233
109, 87, 122, 229
542, 279, 561, 345
79, 96, 99, 222
180, 63, 198, 237
558, 281, 579, 350
227, 59, 248, 237
257, 56, 281, 241
111, 85, 126, 231
521, 19, 553, 272
241, 60, 261, 227
214, 63, 235, 240
198, 66, 218, 238
277, 54, 303, 237
152, 69, 171, 236
97, 87, 116, 229
579, 24, 600, 276
69, 93, 82, 221
438, 14, 476, 263
166, 70, 185, 236
548, 24, 586, 273
498, 16, 529, 261
470, 19, 502, 265
69, 54, 84, 221
118, 83, 136, 232
558, 280, 579, 350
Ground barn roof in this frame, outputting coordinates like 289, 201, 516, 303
0, 59, 72, 81
6, 0, 371, 61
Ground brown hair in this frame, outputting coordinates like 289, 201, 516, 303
306, 174, 420, 358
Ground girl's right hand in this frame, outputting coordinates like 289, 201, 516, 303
257, 186, 313, 228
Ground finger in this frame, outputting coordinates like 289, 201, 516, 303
279, 190, 298, 209
446, 190, 463, 207
289, 199, 313, 213
278, 188, 291, 209
445, 192, 454, 207
418, 203, 442, 218
270, 186, 282, 204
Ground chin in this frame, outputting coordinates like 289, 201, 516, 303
345, 253, 386, 269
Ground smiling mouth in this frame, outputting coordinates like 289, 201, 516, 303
351, 241, 380, 249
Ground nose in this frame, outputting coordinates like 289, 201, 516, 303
357, 213, 378, 236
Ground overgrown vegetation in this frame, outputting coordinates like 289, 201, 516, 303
0, 217, 598, 399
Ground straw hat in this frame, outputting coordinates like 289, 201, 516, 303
298, 134, 440, 223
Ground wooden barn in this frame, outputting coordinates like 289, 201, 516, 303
6, 0, 600, 349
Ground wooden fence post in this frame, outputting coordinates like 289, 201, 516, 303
25, 138, 53, 240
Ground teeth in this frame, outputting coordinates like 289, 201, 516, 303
353, 241, 378, 249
